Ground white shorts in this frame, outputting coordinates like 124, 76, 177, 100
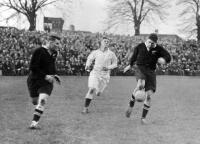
88, 70, 110, 93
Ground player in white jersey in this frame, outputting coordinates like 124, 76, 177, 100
82, 37, 118, 114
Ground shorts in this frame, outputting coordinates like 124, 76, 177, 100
135, 65, 156, 92
27, 76, 53, 98
88, 70, 110, 93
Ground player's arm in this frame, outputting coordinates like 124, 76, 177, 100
85, 50, 96, 71
30, 48, 55, 83
51, 51, 61, 85
129, 45, 139, 66
29, 48, 46, 79
124, 45, 139, 73
159, 46, 171, 64
107, 53, 118, 70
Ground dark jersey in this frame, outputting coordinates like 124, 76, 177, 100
129, 43, 171, 70
28, 47, 57, 80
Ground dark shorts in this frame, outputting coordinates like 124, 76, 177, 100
27, 76, 53, 98
135, 65, 156, 92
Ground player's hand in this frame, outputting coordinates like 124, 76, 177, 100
85, 66, 91, 72
45, 75, 54, 83
53, 75, 61, 85
123, 65, 131, 73
102, 67, 109, 71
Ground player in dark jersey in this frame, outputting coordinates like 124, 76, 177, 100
124, 33, 171, 124
27, 35, 61, 129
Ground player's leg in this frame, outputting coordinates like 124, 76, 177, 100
29, 84, 53, 129
141, 90, 154, 124
82, 74, 98, 113
29, 88, 39, 105
96, 76, 109, 96
141, 70, 156, 124
131, 79, 145, 106
82, 87, 96, 113
126, 66, 146, 118
125, 79, 145, 118
30, 93, 48, 129
27, 77, 39, 105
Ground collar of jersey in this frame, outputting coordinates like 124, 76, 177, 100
42, 45, 48, 49
99, 48, 109, 52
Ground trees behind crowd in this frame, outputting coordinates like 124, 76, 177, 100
106, 0, 169, 35
1, 0, 200, 44
177, 0, 200, 43
0, 0, 73, 31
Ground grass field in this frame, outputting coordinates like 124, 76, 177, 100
0, 76, 200, 144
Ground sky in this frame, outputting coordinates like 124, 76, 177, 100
0, 0, 186, 38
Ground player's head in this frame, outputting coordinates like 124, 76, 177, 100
146, 33, 158, 49
100, 36, 110, 50
44, 35, 61, 51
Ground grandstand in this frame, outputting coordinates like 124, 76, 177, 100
133, 34, 183, 44
0, 28, 199, 76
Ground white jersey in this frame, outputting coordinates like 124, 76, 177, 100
86, 49, 118, 76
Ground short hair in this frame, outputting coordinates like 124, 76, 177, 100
102, 36, 109, 40
148, 33, 158, 43
49, 35, 61, 41
41, 34, 60, 45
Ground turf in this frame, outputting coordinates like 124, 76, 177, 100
0, 76, 200, 144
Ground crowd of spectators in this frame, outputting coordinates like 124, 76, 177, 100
0, 27, 200, 76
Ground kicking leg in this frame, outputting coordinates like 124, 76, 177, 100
29, 93, 48, 129
126, 79, 145, 118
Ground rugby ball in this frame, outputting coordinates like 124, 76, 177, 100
157, 57, 166, 65
135, 90, 146, 102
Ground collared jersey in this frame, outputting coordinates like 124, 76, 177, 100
28, 47, 57, 79
86, 49, 117, 75
129, 43, 171, 70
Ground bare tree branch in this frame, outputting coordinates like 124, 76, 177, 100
177, 0, 200, 42
106, 0, 169, 35
0, 0, 73, 31
140, 9, 150, 23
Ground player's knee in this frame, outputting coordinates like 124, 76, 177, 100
144, 95, 151, 106
37, 98, 47, 109
136, 84, 144, 90
96, 91, 101, 96
86, 92, 93, 99
38, 93, 48, 106
131, 93, 135, 101
137, 79, 145, 89
146, 90, 154, 97
89, 88, 95, 94
40, 99, 46, 106
146, 95, 151, 101
139, 85, 144, 90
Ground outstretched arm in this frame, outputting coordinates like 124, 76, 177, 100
129, 45, 139, 67
124, 45, 139, 73
159, 46, 171, 64
107, 53, 118, 70
85, 51, 96, 71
